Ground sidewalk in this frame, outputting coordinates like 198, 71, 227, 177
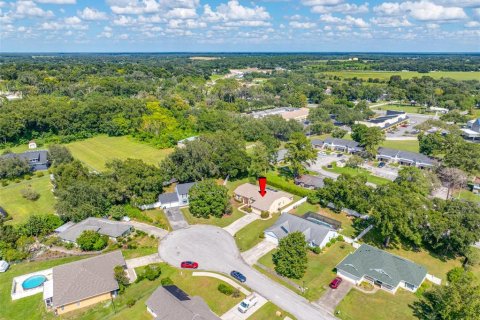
224, 213, 259, 236
241, 239, 276, 265
192, 271, 250, 295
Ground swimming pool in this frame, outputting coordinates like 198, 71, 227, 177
22, 275, 47, 290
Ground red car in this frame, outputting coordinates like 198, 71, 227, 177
329, 277, 343, 289
180, 261, 198, 269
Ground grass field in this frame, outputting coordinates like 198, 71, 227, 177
336, 288, 418, 320
324, 163, 391, 186
181, 205, 245, 228
258, 241, 354, 301
235, 213, 281, 252
248, 301, 296, 320
381, 139, 420, 153
0, 175, 56, 224
324, 71, 480, 81
66, 135, 173, 171
373, 104, 423, 114
455, 190, 480, 203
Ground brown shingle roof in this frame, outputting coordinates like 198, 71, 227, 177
52, 251, 126, 308
234, 183, 293, 212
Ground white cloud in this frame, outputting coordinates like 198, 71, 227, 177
119, 33, 129, 39
371, 16, 413, 27
109, 0, 161, 15
345, 15, 369, 28
165, 8, 197, 19
168, 18, 206, 28
14, 0, 54, 18
374, 1, 467, 21
301, 0, 343, 5
98, 26, 113, 38
311, 3, 369, 14
202, 1, 270, 23
36, 0, 76, 3
289, 21, 316, 29
465, 21, 480, 27
474, 8, 480, 18
78, 7, 108, 21
113, 15, 137, 26
64, 16, 81, 25
320, 14, 369, 28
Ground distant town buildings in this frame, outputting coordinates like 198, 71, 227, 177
356, 110, 408, 130
249, 107, 309, 122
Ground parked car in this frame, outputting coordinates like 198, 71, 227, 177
180, 261, 198, 269
336, 153, 343, 157
238, 294, 258, 313
378, 162, 386, 168
329, 277, 342, 289
230, 270, 246, 283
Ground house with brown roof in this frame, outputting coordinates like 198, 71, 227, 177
146, 285, 220, 320
233, 183, 293, 215
43, 251, 126, 315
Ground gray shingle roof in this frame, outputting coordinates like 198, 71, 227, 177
311, 139, 324, 147
1, 150, 49, 171
324, 138, 360, 149
176, 182, 196, 195
336, 244, 427, 288
146, 285, 220, 320
294, 174, 325, 188
58, 218, 132, 242
377, 147, 436, 166
52, 251, 125, 307
265, 213, 336, 246
158, 192, 179, 204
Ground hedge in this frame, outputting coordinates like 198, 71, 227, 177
265, 173, 314, 198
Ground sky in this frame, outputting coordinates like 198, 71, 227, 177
0, 0, 480, 52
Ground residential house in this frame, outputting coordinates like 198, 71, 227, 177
281, 107, 309, 122
177, 136, 198, 148
0, 260, 9, 272
376, 147, 436, 169
44, 251, 126, 315
294, 174, 325, 189
56, 218, 133, 244
473, 177, 480, 194
1, 150, 49, 171
28, 140, 37, 149
462, 118, 480, 141
264, 213, 338, 248
142, 182, 197, 210
322, 138, 364, 154
336, 244, 427, 294
146, 285, 220, 320
233, 183, 293, 215
311, 139, 324, 149
356, 110, 408, 130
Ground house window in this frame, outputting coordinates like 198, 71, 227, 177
405, 282, 415, 290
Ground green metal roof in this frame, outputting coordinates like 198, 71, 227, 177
336, 244, 427, 288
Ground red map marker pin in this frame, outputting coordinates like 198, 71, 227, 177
258, 176, 267, 197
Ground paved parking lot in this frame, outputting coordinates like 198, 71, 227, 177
308, 153, 350, 179
362, 163, 399, 181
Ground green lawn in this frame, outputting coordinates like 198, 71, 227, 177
373, 104, 423, 114
181, 205, 245, 228
120, 233, 159, 259
66, 135, 173, 171
258, 241, 354, 301
324, 71, 480, 81
455, 190, 480, 203
248, 301, 296, 320
0, 175, 56, 224
235, 213, 281, 252
324, 163, 391, 185
290, 202, 356, 238
381, 140, 420, 153
336, 288, 418, 320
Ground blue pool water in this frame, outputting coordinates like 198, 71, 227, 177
22, 275, 47, 290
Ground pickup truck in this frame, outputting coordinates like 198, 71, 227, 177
238, 294, 258, 313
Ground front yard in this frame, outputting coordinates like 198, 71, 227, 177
257, 241, 354, 301
248, 301, 296, 320
181, 204, 245, 228
235, 213, 281, 252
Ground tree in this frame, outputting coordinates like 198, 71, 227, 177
76, 230, 108, 251
108, 205, 127, 221
48, 144, 73, 166
331, 127, 347, 138
143, 264, 162, 281
114, 265, 130, 293
285, 132, 317, 177
414, 268, 480, 320
248, 142, 271, 178
351, 124, 385, 156
307, 108, 330, 123
188, 180, 231, 219
437, 167, 468, 199
272, 232, 308, 279
0, 156, 31, 179
20, 187, 40, 201
395, 166, 436, 197
20, 214, 62, 237
346, 155, 363, 168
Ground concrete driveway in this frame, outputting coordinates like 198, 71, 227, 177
221, 294, 268, 320
316, 280, 353, 313
241, 239, 277, 265
159, 225, 335, 320
308, 153, 349, 180
224, 213, 259, 236
165, 207, 189, 230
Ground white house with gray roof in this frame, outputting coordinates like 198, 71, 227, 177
322, 138, 364, 154
336, 244, 427, 294
56, 218, 132, 243
264, 213, 338, 248
146, 285, 220, 320
376, 147, 436, 169
141, 182, 197, 210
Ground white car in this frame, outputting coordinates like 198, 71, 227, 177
238, 294, 258, 313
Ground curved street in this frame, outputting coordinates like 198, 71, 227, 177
159, 225, 336, 320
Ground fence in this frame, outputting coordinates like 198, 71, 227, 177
281, 197, 308, 214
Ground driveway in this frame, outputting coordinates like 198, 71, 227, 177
159, 225, 335, 320
124, 220, 168, 239
221, 293, 268, 320
165, 206, 189, 230
224, 213, 259, 236
316, 280, 353, 314
308, 153, 349, 180
241, 239, 277, 265
361, 163, 398, 181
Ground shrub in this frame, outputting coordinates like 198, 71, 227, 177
1, 180, 9, 186
126, 299, 136, 308
14, 178, 21, 183
135, 273, 145, 283
24, 175, 32, 180
144, 264, 162, 281
260, 211, 270, 219
337, 235, 344, 242
20, 188, 40, 201
35, 171, 45, 178
76, 230, 108, 251
218, 283, 234, 295
309, 246, 321, 254
232, 289, 241, 298
244, 207, 252, 213
108, 205, 127, 221
265, 173, 314, 198
161, 277, 174, 286
64, 242, 74, 249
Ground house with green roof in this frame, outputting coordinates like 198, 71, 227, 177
335, 244, 427, 294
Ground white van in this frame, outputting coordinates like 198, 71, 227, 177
238, 294, 258, 313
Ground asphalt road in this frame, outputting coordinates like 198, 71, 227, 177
159, 225, 336, 320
